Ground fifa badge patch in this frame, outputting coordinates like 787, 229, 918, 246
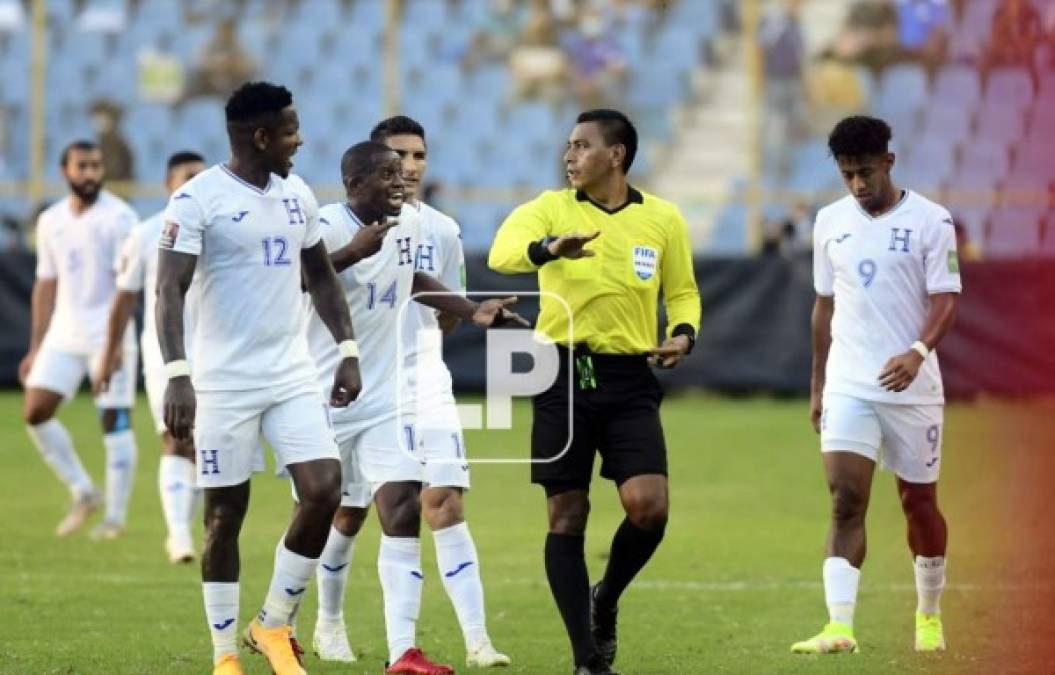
947, 250, 959, 274
632, 245, 658, 280
159, 221, 180, 249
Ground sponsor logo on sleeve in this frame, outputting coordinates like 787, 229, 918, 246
947, 249, 960, 274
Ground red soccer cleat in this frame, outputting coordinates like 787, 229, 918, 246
384, 648, 454, 674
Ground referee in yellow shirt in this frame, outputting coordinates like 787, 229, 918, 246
488, 109, 701, 675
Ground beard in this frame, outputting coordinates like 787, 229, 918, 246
69, 179, 101, 203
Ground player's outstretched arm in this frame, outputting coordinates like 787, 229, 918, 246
810, 295, 835, 432
19, 279, 57, 384
411, 272, 531, 328
93, 291, 138, 395
156, 249, 197, 439
302, 242, 362, 406
878, 292, 958, 393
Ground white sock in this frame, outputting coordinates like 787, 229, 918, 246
378, 535, 423, 663
317, 526, 357, 624
433, 522, 489, 649
203, 582, 239, 663
27, 420, 95, 499
159, 455, 195, 542
823, 557, 861, 626
258, 541, 317, 628
915, 555, 946, 615
103, 429, 137, 524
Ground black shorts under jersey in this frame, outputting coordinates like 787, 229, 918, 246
531, 345, 668, 488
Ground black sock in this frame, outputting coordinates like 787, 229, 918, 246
595, 517, 666, 608
545, 532, 597, 666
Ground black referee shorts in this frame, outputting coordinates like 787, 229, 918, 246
531, 345, 667, 489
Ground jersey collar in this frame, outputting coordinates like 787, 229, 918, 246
220, 163, 273, 194
575, 185, 643, 215
854, 189, 910, 221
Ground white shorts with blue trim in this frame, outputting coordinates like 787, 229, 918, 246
820, 392, 944, 484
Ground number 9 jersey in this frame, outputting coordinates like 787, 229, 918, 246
161, 164, 322, 391
813, 190, 962, 405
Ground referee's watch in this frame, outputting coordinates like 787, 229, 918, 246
671, 324, 696, 354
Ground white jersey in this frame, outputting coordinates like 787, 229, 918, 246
35, 190, 138, 354
162, 164, 322, 391
306, 202, 422, 429
401, 200, 465, 408
813, 190, 961, 405
116, 211, 200, 374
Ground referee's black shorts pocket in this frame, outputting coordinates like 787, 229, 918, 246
530, 384, 596, 486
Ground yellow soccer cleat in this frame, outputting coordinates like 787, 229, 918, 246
243, 619, 306, 675
212, 653, 245, 675
915, 612, 946, 652
791, 621, 859, 654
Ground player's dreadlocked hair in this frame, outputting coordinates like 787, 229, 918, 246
827, 116, 892, 159
370, 115, 426, 144
577, 109, 638, 173
340, 140, 394, 182
224, 81, 293, 125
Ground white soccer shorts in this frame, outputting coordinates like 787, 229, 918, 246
194, 378, 338, 489
821, 392, 944, 484
26, 345, 137, 409
331, 413, 424, 506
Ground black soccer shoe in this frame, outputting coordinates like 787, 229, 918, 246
574, 653, 620, 675
590, 583, 619, 666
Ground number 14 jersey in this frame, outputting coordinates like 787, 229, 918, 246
813, 190, 961, 405
305, 202, 422, 430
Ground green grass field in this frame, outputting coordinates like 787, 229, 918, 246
0, 392, 1021, 674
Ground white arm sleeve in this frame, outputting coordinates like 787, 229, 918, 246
812, 214, 834, 296
924, 210, 962, 294
115, 228, 146, 292
162, 191, 206, 256
34, 216, 57, 280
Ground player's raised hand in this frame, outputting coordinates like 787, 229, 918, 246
472, 296, 531, 328
547, 231, 601, 259
330, 357, 362, 407
877, 350, 925, 392
163, 377, 196, 441
91, 348, 123, 396
647, 335, 691, 369
347, 217, 399, 263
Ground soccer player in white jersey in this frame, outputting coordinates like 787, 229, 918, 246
791, 116, 960, 655
95, 151, 206, 563
371, 115, 510, 668
20, 140, 140, 540
155, 82, 362, 675
301, 141, 524, 675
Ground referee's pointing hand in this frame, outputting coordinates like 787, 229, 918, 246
547, 231, 601, 259
648, 335, 691, 369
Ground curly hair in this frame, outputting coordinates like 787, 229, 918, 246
827, 115, 892, 159
224, 81, 293, 124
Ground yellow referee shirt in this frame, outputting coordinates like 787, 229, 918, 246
488, 186, 701, 355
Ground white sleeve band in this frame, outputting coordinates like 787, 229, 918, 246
910, 341, 930, 358
338, 340, 359, 359
164, 359, 191, 379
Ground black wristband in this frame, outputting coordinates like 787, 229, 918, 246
527, 236, 559, 266
671, 323, 696, 354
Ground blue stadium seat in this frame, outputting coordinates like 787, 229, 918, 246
975, 103, 1026, 147
404, 0, 447, 27
932, 64, 982, 109
958, 139, 1009, 180
898, 138, 956, 190
919, 104, 972, 145
952, 206, 990, 244
984, 67, 1034, 114
877, 64, 929, 117
710, 203, 749, 254
985, 207, 1042, 259
649, 25, 702, 74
